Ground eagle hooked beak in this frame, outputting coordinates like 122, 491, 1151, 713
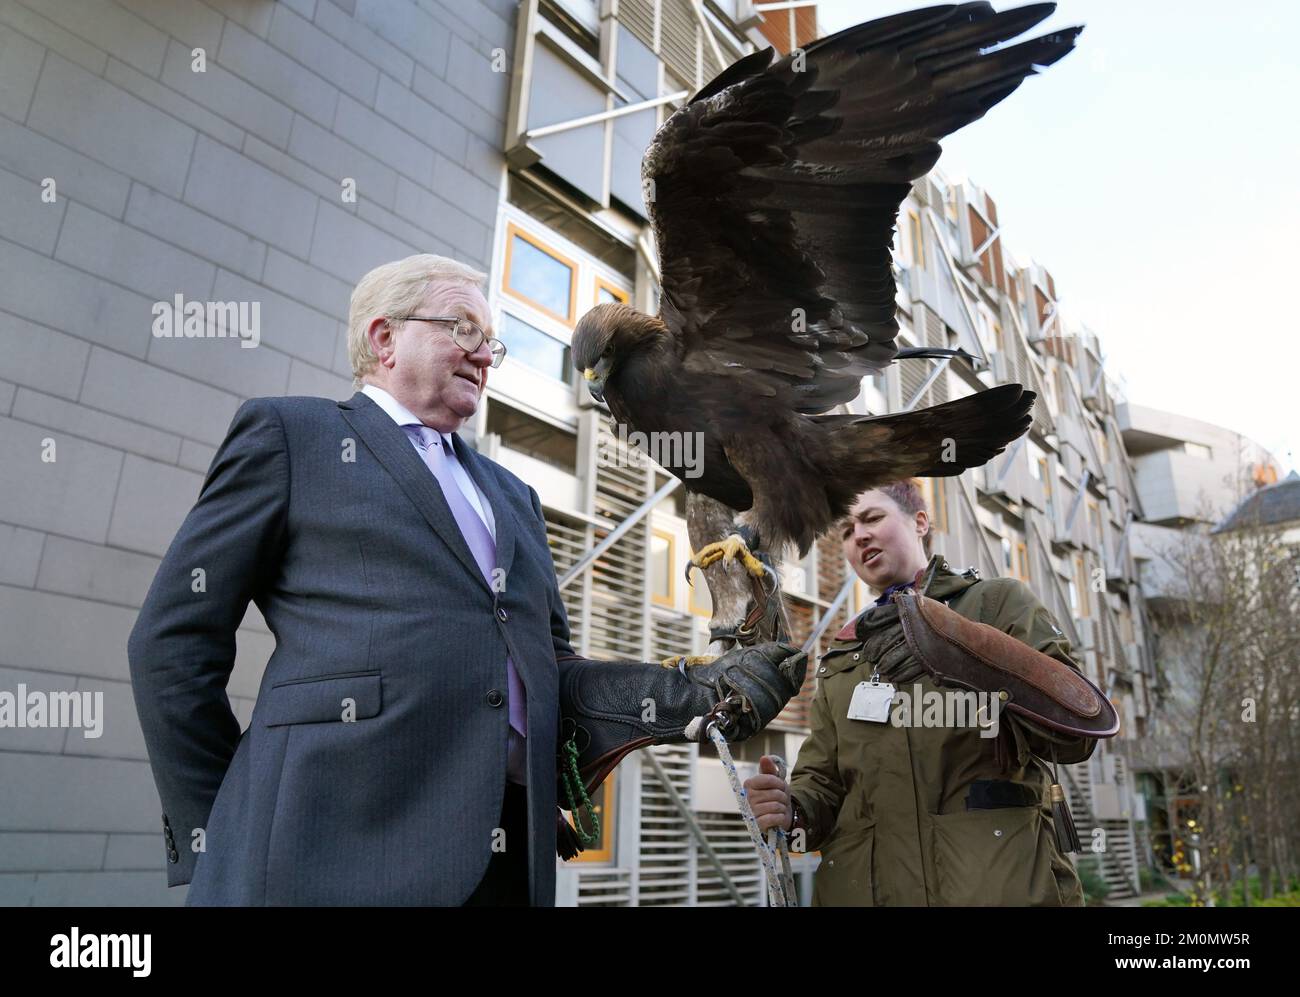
582, 362, 608, 403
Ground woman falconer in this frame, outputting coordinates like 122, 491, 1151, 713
744, 479, 1119, 906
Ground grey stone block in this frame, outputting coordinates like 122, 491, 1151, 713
35, 534, 161, 609
314, 0, 414, 87
183, 135, 317, 258
392, 176, 489, 262
105, 57, 246, 152
230, 627, 273, 700
262, 248, 353, 326
412, 64, 501, 145
0, 831, 106, 872
70, 674, 146, 760
212, 268, 339, 369
106, 453, 202, 557
308, 200, 419, 284
354, 0, 450, 77
27, 54, 197, 199
125, 183, 267, 284
113, 0, 225, 54
285, 358, 351, 400
33, 0, 167, 77
0, 869, 187, 906
0, 115, 132, 219
0, 0, 106, 74
79, 347, 241, 448
269, 4, 379, 106
332, 320, 352, 378
55, 202, 217, 303
177, 438, 216, 475
205, 0, 274, 38
0, 314, 90, 401
373, 72, 468, 164
0, 240, 152, 357
0, 416, 122, 543
161, 39, 293, 151
218, 20, 338, 129
0, 379, 13, 414
240, 132, 342, 208
0, 665, 68, 753
445, 34, 511, 117
288, 113, 398, 211
12, 387, 182, 464
0, 585, 135, 681
432, 151, 500, 226
334, 92, 434, 185
145, 328, 291, 401
103, 832, 166, 871
0, 21, 43, 121
0, 525, 43, 586
0, 165, 64, 254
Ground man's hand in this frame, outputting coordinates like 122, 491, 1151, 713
744, 755, 793, 834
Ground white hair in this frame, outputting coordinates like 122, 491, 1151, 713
347, 254, 486, 387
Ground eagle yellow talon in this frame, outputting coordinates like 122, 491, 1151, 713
660, 654, 718, 669
688, 533, 767, 581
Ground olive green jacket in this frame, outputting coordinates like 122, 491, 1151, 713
789, 558, 1097, 906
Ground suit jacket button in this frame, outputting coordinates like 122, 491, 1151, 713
167, 849, 179, 863
496, 607, 508, 622
486, 689, 504, 708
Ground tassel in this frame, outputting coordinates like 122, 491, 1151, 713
556, 810, 585, 861
1049, 746, 1081, 853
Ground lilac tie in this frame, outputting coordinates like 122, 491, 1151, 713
406, 426, 527, 743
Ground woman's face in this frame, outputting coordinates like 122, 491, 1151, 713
839, 488, 930, 591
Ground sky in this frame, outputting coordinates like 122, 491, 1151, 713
814, 0, 1300, 473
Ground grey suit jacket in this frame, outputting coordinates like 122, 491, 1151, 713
128, 390, 580, 905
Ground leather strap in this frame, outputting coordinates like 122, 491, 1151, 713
895, 592, 1119, 739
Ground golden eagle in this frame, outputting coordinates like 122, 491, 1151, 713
573, 3, 1078, 633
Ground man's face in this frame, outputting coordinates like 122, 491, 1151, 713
839, 489, 928, 590
377, 282, 494, 433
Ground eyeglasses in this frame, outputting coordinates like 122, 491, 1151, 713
397, 315, 507, 368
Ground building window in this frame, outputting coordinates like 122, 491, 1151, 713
503, 222, 577, 324
1015, 541, 1030, 582
500, 312, 571, 383
908, 210, 925, 268
594, 276, 629, 305
651, 530, 675, 608
1002, 537, 1013, 573
1074, 556, 1091, 617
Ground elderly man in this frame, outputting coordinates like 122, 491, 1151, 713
128, 254, 805, 906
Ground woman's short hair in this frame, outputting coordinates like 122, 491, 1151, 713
879, 478, 927, 517
347, 254, 486, 386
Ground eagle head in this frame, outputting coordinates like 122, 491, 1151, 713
572, 301, 651, 404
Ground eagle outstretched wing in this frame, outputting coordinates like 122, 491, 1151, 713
643, 2, 1080, 415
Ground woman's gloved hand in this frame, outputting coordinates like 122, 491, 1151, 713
854, 598, 926, 684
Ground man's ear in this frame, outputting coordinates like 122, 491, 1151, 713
367, 317, 395, 368
915, 509, 930, 539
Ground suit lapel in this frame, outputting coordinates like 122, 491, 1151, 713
338, 392, 489, 593
451, 432, 517, 582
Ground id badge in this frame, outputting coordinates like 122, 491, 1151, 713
847, 680, 896, 723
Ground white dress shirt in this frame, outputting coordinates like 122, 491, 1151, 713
360, 384, 496, 539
